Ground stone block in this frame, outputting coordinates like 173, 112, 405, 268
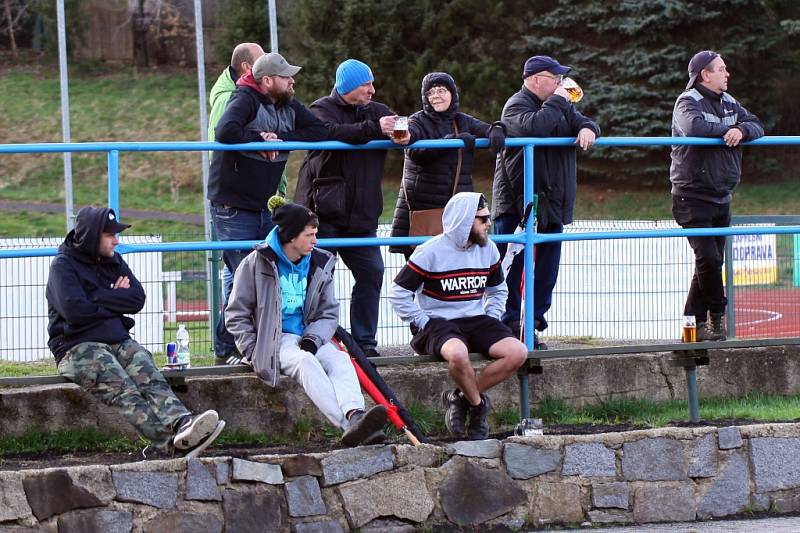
446, 439, 502, 458
587, 509, 633, 524
751, 492, 770, 512
293, 520, 345, 533
232, 458, 284, 484
563, 442, 616, 477
57, 509, 133, 533
338, 469, 434, 528
320, 447, 393, 486
112, 471, 178, 509
632, 484, 696, 522
216, 460, 230, 485
186, 459, 222, 501
0, 472, 32, 522
773, 492, 800, 513
717, 427, 743, 450
622, 438, 686, 481
282, 455, 323, 477
531, 482, 584, 525
142, 511, 223, 533
360, 518, 417, 532
697, 453, 749, 518
223, 489, 285, 533
394, 443, 446, 468
751, 437, 800, 492
285, 476, 326, 517
591, 482, 629, 509
23, 469, 108, 521
688, 433, 717, 478
440, 459, 526, 526
504, 443, 560, 480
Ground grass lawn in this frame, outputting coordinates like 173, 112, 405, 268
1, 392, 797, 456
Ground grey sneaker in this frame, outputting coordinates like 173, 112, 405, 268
342, 405, 388, 447
173, 410, 219, 450
441, 389, 468, 438
466, 394, 491, 441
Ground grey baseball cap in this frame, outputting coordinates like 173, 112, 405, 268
252, 52, 301, 78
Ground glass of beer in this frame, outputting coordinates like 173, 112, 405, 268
682, 315, 697, 343
392, 116, 409, 142
562, 77, 583, 103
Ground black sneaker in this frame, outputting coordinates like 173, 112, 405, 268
180, 420, 225, 459
534, 334, 548, 351
173, 410, 219, 450
441, 389, 468, 438
362, 429, 388, 445
466, 394, 491, 441
342, 405, 388, 446
364, 348, 382, 358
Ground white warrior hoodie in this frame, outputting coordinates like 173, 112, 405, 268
389, 192, 507, 330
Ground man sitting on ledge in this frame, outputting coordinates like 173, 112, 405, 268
46, 206, 225, 459
389, 192, 528, 440
226, 198, 388, 446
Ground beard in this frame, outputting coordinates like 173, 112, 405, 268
469, 227, 489, 247
269, 86, 295, 106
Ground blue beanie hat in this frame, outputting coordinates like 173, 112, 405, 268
335, 59, 374, 95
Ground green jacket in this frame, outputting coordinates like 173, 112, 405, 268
208, 66, 287, 196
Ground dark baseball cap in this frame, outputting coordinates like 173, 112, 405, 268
523, 55, 571, 79
103, 209, 131, 234
685, 50, 719, 91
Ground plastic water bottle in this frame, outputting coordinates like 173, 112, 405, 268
175, 324, 191, 369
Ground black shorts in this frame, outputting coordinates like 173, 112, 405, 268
411, 315, 514, 358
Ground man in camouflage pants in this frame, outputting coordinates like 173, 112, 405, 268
46, 206, 225, 458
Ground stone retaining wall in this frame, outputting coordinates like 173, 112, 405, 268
2, 346, 799, 438
2, 424, 800, 531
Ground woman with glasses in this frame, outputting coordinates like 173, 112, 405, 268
389, 72, 505, 258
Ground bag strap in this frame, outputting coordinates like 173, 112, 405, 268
403, 119, 463, 212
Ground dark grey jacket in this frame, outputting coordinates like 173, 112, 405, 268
492, 85, 600, 226
670, 85, 764, 204
225, 244, 338, 387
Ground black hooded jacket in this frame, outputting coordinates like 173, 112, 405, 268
46, 207, 146, 362
389, 72, 493, 252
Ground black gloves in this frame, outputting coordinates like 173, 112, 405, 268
488, 121, 507, 154
299, 338, 318, 355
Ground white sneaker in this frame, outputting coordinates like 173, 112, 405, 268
173, 410, 219, 450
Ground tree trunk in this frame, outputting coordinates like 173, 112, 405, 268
3, 0, 17, 57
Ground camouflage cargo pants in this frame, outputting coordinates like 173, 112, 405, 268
58, 339, 191, 449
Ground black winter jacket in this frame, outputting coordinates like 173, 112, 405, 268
492, 85, 600, 227
46, 207, 146, 363
669, 84, 764, 204
390, 72, 492, 253
294, 90, 395, 233
209, 84, 327, 211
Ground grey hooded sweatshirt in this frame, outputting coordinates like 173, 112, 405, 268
389, 192, 507, 330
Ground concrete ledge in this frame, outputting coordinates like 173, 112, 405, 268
2, 424, 800, 530
1, 346, 799, 437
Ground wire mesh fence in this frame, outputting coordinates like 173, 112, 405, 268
1, 221, 798, 362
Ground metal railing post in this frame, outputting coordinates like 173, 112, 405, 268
725, 235, 736, 337
519, 144, 536, 420
107, 150, 120, 215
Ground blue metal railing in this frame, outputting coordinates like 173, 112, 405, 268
3, 136, 800, 419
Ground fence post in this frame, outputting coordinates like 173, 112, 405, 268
107, 150, 120, 216
725, 235, 735, 337
519, 144, 536, 420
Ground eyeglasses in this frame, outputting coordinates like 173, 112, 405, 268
475, 215, 490, 224
426, 87, 450, 98
535, 73, 563, 83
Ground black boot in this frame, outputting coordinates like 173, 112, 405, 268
706, 312, 727, 341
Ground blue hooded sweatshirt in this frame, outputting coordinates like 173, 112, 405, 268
266, 227, 311, 335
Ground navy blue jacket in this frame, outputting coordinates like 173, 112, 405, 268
46, 207, 145, 362
492, 85, 600, 225
670, 84, 764, 204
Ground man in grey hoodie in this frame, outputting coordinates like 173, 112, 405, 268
226, 200, 387, 446
389, 192, 528, 440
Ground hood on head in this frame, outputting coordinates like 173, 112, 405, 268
65, 206, 119, 260
421, 72, 459, 118
442, 192, 482, 249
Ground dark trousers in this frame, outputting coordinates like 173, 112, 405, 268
672, 196, 731, 323
318, 222, 384, 350
210, 203, 274, 356
494, 214, 563, 331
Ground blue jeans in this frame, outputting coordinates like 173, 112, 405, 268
494, 214, 563, 331
211, 203, 274, 356
318, 223, 383, 350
